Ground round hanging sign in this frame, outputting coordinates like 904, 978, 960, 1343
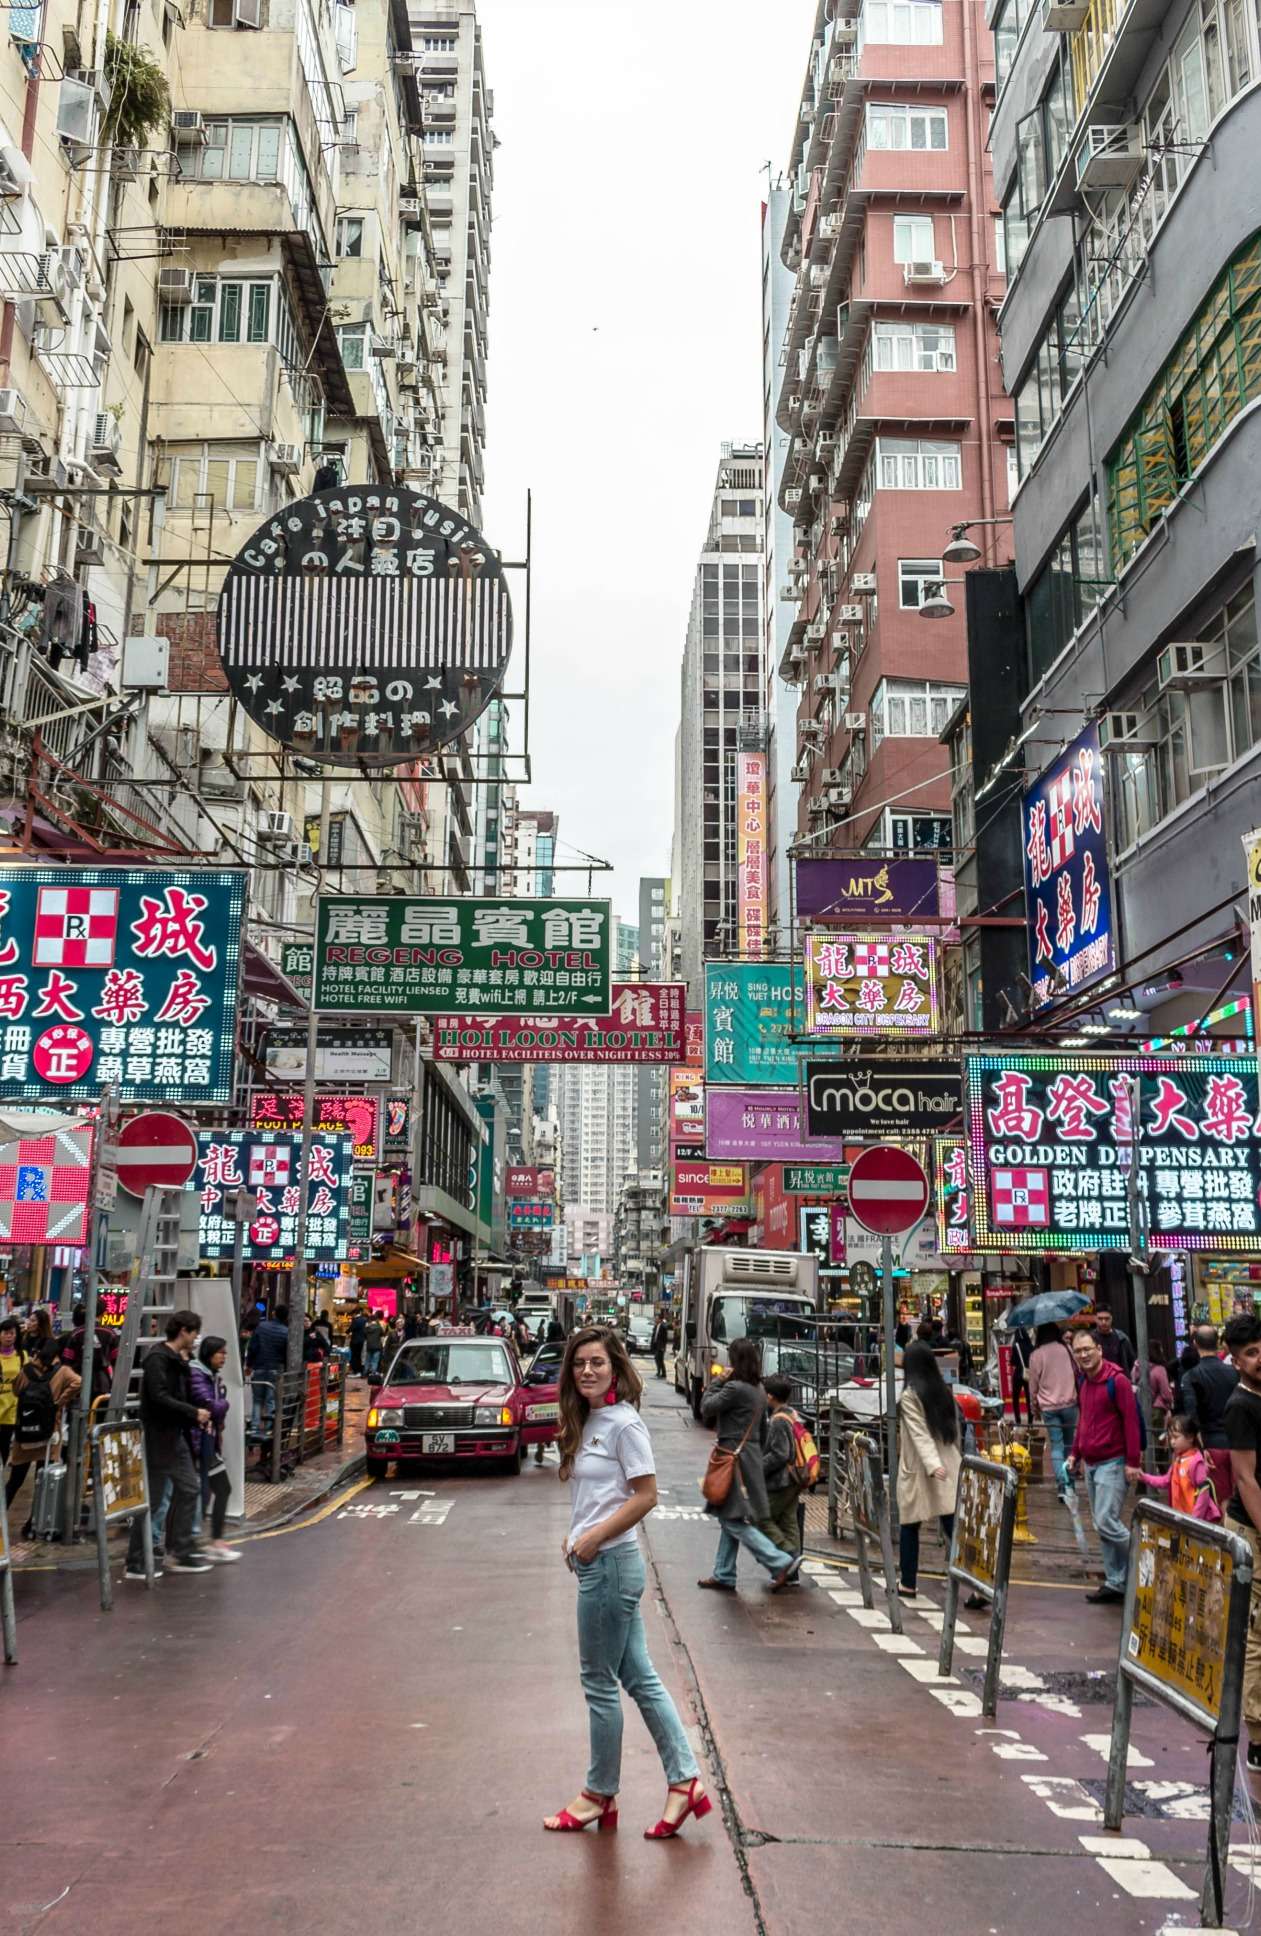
215, 486, 513, 767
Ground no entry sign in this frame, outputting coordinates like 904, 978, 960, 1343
846, 1145, 929, 1236
115, 1111, 199, 1197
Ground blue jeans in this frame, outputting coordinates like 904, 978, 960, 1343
150, 1474, 172, 1549
251, 1375, 277, 1434
1084, 1456, 1130, 1590
575, 1543, 698, 1796
711, 1515, 793, 1585
365, 1350, 382, 1381
1043, 1405, 1079, 1493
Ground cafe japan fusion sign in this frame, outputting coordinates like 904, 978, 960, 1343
432, 982, 685, 1064
0, 867, 244, 1104
804, 932, 938, 1037
1022, 725, 1115, 1008
965, 1052, 1261, 1252
216, 487, 512, 767
313, 897, 612, 1016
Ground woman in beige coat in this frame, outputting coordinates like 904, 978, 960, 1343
896, 1341, 962, 1598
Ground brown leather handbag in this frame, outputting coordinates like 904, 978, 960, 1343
701, 1408, 757, 1506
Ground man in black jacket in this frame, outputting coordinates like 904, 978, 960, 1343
651, 1312, 671, 1380
125, 1309, 212, 1579
1181, 1324, 1239, 1508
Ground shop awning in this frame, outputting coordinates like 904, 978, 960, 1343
242, 939, 309, 1013
343, 1251, 429, 1279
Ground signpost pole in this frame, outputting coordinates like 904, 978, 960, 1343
882, 1230, 897, 1504
288, 780, 333, 1382
229, 1188, 256, 1327
1125, 1075, 1153, 1462
0, 1485, 16, 1663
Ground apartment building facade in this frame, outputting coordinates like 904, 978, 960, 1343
761, 184, 804, 948
990, 0, 1261, 991
675, 442, 765, 1003
774, 0, 1010, 860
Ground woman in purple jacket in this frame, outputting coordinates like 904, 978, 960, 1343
189, 1336, 240, 1564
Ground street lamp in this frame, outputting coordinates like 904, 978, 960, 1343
917, 579, 962, 619
941, 516, 1015, 565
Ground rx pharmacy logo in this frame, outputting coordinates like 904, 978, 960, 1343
991, 1166, 1051, 1229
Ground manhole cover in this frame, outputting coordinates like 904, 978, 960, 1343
1079, 1776, 1249, 1825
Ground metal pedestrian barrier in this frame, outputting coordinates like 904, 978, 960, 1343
939, 1455, 1018, 1719
0, 1483, 16, 1663
1103, 1502, 1253, 1928
840, 1424, 902, 1634
90, 1420, 153, 1611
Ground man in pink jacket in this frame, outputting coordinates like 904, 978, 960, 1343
1066, 1326, 1142, 1604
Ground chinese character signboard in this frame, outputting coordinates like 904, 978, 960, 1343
799, 1205, 844, 1277
1126, 1511, 1235, 1729
248, 1093, 380, 1163
795, 856, 940, 921
965, 1052, 1261, 1251
784, 1163, 850, 1195
313, 897, 612, 1016
432, 982, 685, 1063
805, 933, 938, 1037
706, 1088, 846, 1164
684, 1011, 704, 1067
506, 1166, 555, 1198
1244, 826, 1261, 1037
0, 867, 244, 1104
195, 1131, 352, 1263
705, 963, 813, 1086
1022, 725, 1115, 1008
507, 1199, 554, 1229
281, 942, 313, 998
669, 1160, 749, 1218
736, 751, 767, 959
935, 1135, 972, 1256
216, 487, 513, 767
0, 1118, 94, 1245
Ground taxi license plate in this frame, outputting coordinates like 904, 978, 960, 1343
422, 1432, 455, 1453
525, 1403, 558, 1421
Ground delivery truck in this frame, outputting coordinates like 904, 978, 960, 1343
674, 1247, 821, 1420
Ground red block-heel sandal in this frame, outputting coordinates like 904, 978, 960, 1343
543, 1790, 618, 1833
644, 1778, 713, 1840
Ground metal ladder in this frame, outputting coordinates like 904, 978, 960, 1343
106, 1186, 186, 1420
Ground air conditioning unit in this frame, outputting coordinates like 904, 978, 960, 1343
1075, 124, 1143, 191
59, 245, 85, 291
903, 259, 947, 286
0, 386, 27, 436
832, 15, 858, 41
268, 441, 302, 475
1041, 0, 1089, 25
198, 751, 245, 802
399, 195, 420, 218
844, 711, 867, 732
813, 673, 834, 693
839, 604, 863, 623
778, 583, 798, 602
158, 267, 195, 304
75, 521, 105, 565
850, 572, 876, 594
0, 145, 31, 198
834, 629, 851, 651
807, 799, 830, 819
91, 411, 123, 473
829, 515, 844, 535
34, 252, 68, 320
822, 766, 842, 785
1156, 640, 1217, 690
820, 212, 841, 239
173, 110, 207, 144
1097, 710, 1158, 750
112, 146, 141, 181
258, 809, 294, 842
285, 841, 315, 868
791, 758, 811, 783
806, 618, 826, 643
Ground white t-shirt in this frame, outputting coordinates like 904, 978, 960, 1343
567, 1401, 655, 1551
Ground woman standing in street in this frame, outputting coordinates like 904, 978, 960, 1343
189, 1336, 240, 1563
544, 1325, 710, 1841
0, 1314, 25, 1471
698, 1339, 801, 1593
897, 1341, 962, 1598
1027, 1322, 1079, 1497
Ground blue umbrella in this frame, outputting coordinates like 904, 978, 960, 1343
1001, 1290, 1091, 1331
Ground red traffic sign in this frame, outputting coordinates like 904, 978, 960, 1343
846, 1145, 930, 1237
115, 1111, 199, 1197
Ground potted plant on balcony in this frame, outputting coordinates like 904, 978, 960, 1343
103, 31, 170, 152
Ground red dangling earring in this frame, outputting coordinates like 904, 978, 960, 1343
603, 1386, 619, 1407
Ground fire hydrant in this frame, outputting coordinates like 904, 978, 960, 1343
993, 1437, 1037, 1544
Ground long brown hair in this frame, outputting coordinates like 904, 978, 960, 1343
556, 1326, 643, 1481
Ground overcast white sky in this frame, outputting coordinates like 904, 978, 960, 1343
477, 0, 817, 925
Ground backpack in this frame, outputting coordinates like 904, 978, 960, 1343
1105, 1372, 1147, 1453
785, 1410, 821, 1489
15, 1372, 56, 1447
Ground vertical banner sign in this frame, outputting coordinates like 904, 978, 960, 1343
736, 751, 767, 960
1244, 827, 1261, 1052
0, 867, 244, 1103
804, 933, 939, 1037
705, 963, 815, 1085
935, 1135, 972, 1256
313, 897, 612, 1016
965, 1051, 1261, 1251
281, 942, 313, 998
1022, 724, 1116, 1008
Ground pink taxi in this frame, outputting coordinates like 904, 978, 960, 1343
365, 1331, 560, 1476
